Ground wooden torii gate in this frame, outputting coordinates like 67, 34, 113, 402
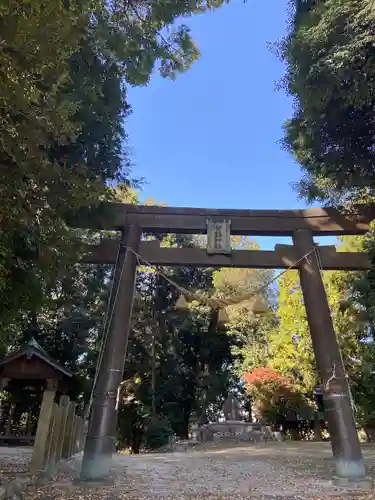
78, 203, 375, 483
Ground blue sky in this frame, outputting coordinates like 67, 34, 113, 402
126, 0, 335, 250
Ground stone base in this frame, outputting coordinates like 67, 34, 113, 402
332, 476, 373, 489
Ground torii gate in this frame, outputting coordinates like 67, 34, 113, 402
75, 203, 375, 483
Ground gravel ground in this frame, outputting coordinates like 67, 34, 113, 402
0, 446, 31, 482
22, 442, 375, 499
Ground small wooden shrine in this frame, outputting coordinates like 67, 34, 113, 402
0, 339, 73, 444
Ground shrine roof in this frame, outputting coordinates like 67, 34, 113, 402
0, 338, 73, 378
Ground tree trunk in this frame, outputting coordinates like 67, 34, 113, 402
180, 413, 190, 440
131, 425, 142, 454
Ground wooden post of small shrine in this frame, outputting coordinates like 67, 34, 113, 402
56, 395, 70, 462
62, 401, 76, 459
293, 229, 366, 480
80, 223, 141, 482
47, 401, 62, 472
5, 402, 15, 437
30, 379, 57, 472
69, 414, 77, 457
0, 378, 9, 424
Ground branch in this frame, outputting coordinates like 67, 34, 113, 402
126, 0, 186, 60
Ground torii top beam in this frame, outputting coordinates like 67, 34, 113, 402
71, 203, 375, 236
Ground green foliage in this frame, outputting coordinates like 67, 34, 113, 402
0, 0, 230, 334
212, 239, 276, 377
0, 31, 129, 332
280, 0, 375, 205
353, 355, 375, 427
352, 227, 375, 325
269, 270, 317, 393
117, 388, 149, 453
0, 0, 87, 331
8, 261, 109, 403
99, 1, 231, 85
267, 235, 375, 430
279, 0, 375, 430
269, 237, 370, 392
339, 231, 375, 425
142, 417, 173, 450
123, 249, 235, 437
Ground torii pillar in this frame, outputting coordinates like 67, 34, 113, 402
293, 230, 366, 482
80, 223, 141, 481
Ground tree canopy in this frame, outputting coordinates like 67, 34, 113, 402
280, 0, 375, 206
0, 0, 230, 332
275, 0, 375, 437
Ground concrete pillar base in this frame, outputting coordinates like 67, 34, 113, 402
73, 477, 114, 488
332, 476, 373, 489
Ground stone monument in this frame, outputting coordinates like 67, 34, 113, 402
223, 394, 243, 421
197, 393, 276, 443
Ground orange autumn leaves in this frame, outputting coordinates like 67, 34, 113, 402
244, 367, 311, 422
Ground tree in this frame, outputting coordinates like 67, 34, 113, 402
336, 233, 375, 429
269, 238, 368, 396
115, 231, 236, 446
144, 272, 233, 435
0, 0, 231, 332
280, 0, 375, 206
97, 1, 233, 85
278, 0, 375, 434
243, 366, 310, 425
269, 270, 316, 393
0, 0, 89, 332
8, 260, 109, 403
212, 238, 276, 377
352, 344, 375, 430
